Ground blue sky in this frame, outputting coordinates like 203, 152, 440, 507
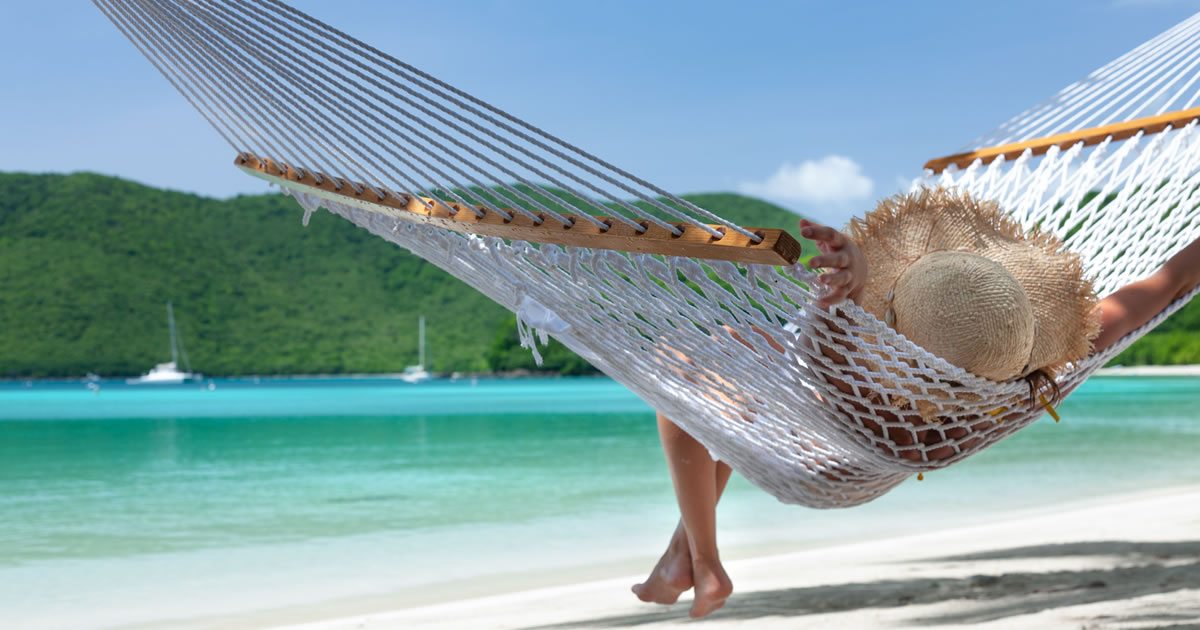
4, 0, 1200, 225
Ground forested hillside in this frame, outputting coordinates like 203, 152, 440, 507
0, 173, 814, 377
0, 173, 513, 377
0, 172, 1195, 377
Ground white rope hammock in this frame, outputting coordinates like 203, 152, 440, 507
98, 0, 1200, 508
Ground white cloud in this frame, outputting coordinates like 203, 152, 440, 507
738, 155, 874, 205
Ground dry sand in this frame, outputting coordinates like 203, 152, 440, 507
264, 486, 1200, 630
1095, 365, 1200, 377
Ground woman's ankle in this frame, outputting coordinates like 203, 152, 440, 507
689, 547, 723, 573
688, 553, 733, 618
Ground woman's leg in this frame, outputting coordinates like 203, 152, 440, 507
634, 413, 733, 618
632, 443, 732, 605
632, 520, 693, 605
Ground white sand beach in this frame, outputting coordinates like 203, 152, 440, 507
1095, 365, 1200, 377
261, 486, 1200, 630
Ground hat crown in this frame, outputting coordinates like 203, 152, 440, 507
889, 251, 1035, 381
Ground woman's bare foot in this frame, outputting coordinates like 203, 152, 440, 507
632, 524, 693, 604
689, 553, 733, 618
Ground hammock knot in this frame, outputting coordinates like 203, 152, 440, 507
283, 188, 324, 227
516, 295, 570, 366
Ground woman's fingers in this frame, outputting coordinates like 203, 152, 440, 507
800, 219, 863, 310
820, 269, 853, 288
814, 295, 839, 309
798, 222, 847, 248
806, 220, 835, 253
800, 221, 852, 266
815, 285, 851, 308
809, 251, 848, 270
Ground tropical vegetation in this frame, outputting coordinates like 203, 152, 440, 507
0, 172, 1195, 378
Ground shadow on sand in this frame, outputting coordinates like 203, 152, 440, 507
526, 540, 1200, 629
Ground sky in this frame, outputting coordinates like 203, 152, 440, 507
4, 0, 1200, 226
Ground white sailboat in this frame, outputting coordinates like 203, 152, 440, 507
399, 315, 432, 383
128, 302, 198, 385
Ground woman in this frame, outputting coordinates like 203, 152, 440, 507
633, 189, 1200, 618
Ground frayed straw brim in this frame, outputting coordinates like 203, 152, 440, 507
844, 188, 1100, 381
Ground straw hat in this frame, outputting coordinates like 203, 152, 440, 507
844, 188, 1100, 382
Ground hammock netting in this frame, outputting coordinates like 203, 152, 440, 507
98, 0, 1200, 508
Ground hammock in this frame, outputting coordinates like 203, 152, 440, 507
97, 0, 1200, 508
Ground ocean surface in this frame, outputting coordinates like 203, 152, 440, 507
2, 375, 1199, 629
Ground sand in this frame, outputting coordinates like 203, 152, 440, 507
1095, 365, 1200, 377
261, 486, 1200, 630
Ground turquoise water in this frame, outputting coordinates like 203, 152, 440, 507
2, 376, 1199, 629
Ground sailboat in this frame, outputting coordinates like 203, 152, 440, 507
127, 302, 198, 385
399, 315, 431, 384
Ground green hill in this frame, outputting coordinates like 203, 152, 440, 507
0, 173, 814, 378
0, 172, 1195, 378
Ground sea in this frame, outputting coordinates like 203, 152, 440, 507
2, 375, 1199, 630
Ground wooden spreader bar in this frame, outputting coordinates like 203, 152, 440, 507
236, 154, 802, 265
925, 106, 1200, 174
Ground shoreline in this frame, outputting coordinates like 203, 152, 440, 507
0, 370, 598, 385
6, 364, 1200, 385
133, 485, 1200, 630
1093, 364, 1200, 376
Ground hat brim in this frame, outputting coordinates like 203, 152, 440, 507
843, 188, 1099, 380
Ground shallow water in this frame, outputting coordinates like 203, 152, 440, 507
1, 375, 1198, 629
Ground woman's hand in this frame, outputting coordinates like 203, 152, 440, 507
799, 219, 868, 309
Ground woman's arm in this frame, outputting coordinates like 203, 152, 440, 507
1092, 237, 1200, 353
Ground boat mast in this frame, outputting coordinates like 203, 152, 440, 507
418, 315, 426, 369
167, 301, 179, 365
